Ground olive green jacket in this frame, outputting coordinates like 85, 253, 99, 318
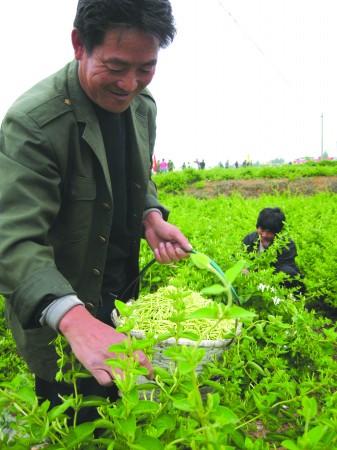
0, 60, 168, 381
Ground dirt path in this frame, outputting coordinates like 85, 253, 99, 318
185, 175, 337, 198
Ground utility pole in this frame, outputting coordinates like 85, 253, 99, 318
321, 113, 323, 158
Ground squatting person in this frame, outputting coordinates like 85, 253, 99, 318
242, 207, 305, 295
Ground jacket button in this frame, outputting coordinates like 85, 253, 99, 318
92, 268, 101, 277
85, 302, 95, 311
97, 235, 106, 243
102, 202, 111, 210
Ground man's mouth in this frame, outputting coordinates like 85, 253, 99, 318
110, 90, 130, 98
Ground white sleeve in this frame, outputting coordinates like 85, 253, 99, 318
39, 295, 85, 332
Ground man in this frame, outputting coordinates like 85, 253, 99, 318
242, 207, 305, 294
0, 0, 191, 415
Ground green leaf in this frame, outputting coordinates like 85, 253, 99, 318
183, 306, 219, 320
114, 299, 132, 316
133, 400, 160, 414
162, 346, 185, 360
115, 416, 137, 437
135, 434, 165, 449
12, 386, 37, 405
178, 361, 195, 374
201, 284, 226, 295
153, 414, 176, 431
136, 382, 157, 391
131, 338, 155, 350
123, 388, 141, 405
30, 421, 46, 440
225, 260, 246, 284
210, 405, 239, 424
203, 379, 227, 394
92, 419, 115, 430
107, 342, 128, 353
80, 395, 110, 408
66, 422, 96, 447
116, 320, 137, 333
179, 331, 200, 341
48, 397, 74, 421
247, 360, 266, 376
172, 397, 195, 412
304, 426, 328, 446
281, 440, 301, 450
156, 332, 174, 342
190, 252, 212, 270
153, 366, 171, 378
301, 396, 317, 421
226, 305, 256, 320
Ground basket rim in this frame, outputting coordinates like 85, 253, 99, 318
111, 303, 242, 347
131, 331, 240, 347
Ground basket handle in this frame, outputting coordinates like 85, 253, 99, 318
184, 249, 240, 305
120, 250, 240, 306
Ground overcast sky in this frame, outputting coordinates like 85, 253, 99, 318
2, 0, 337, 168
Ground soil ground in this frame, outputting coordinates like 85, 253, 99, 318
185, 175, 337, 198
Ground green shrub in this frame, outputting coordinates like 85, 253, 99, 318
1, 173, 337, 448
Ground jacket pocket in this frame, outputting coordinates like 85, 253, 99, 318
52, 175, 97, 242
68, 175, 96, 201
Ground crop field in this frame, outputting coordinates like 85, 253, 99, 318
1, 163, 337, 449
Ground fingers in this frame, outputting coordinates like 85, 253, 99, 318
154, 241, 192, 264
172, 242, 192, 259
90, 351, 153, 386
135, 350, 154, 379
154, 242, 179, 263
91, 368, 116, 387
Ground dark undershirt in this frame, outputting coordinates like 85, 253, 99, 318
93, 105, 131, 295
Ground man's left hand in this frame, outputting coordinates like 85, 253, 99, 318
143, 211, 192, 264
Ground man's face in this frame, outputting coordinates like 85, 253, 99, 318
72, 27, 159, 112
257, 227, 276, 248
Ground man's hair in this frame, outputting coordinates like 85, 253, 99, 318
73, 0, 176, 54
256, 207, 285, 234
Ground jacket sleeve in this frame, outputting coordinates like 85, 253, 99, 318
273, 239, 301, 277
0, 110, 76, 328
141, 88, 169, 221
242, 232, 258, 253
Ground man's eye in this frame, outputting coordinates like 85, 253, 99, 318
107, 67, 124, 73
140, 66, 155, 74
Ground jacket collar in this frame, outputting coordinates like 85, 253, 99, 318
66, 60, 150, 197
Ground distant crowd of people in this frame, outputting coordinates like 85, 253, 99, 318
218, 160, 253, 169
154, 157, 256, 173
155, 158, 175, 173
154, 157, 206, 173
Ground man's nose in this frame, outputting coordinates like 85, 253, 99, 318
116, 72, 138, 92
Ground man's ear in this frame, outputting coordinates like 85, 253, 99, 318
71, 28, 85, 60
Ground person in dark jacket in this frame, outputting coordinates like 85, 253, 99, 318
0, 0, 192, 421
242, 207, 305, 294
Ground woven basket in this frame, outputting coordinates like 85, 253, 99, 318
111, 303, 241, 399
112, 308, 240, 368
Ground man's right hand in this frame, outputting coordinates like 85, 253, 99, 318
58, 305, 153, 386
